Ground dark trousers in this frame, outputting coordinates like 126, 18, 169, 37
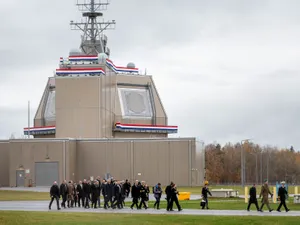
49, 196, 60, 210
277, 199, 288, 211
139, 198, 147, 209
61, 195, 67, 208
169, 196, 181, 211
166, 196, 171, 210
202, 197, 209, 209
77, 195, 83, 207
130, 197, 139, 209
104, 196, 112, 209
84, 194, 90, 208
97, 196, 101, 208
91, 195, 98, 208
112, 195, 122, 209
247, 199, 259, 211
154, 196, 161, 209
74, 195, 78, 207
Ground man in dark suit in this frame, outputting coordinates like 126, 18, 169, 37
130, 180, 140, 209
103, 179, 113, 209
123, 179, 131, 198
165, 181, 174, 211
59, 180, 68, 208
49, 181, 61, 210
169, 183, 182, 211
83, 179, 90, 209
76, 181, 84, 207
277, 181, 290, 212
247, 183, 260, 211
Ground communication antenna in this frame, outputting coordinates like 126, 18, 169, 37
70, 0, 116, 56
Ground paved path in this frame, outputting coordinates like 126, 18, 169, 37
0, 201, 298, 217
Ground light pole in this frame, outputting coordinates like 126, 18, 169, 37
249, 151, 258, 184
241, 139, 252, 187
267, 151, 272, 183
260, 151, 263, 184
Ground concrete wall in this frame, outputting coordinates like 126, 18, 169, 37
75, 138, 197, 186
8, 139, 67, 187
0, 141, 9, 187
7, 138, 204, 187
66, 140, 77, 182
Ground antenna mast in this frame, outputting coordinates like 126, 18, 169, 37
70, 0, 116, 56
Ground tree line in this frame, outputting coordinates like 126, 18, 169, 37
204, 142, 300, 185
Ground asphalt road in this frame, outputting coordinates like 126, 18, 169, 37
0, 200, 299, 217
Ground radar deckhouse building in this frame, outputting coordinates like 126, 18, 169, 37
29, 0, 175, 139
0, 0, 204, 188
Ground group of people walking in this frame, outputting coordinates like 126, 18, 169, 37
247, 180, 290, 212
48, 177, 182, 212
49, 177, 290, 213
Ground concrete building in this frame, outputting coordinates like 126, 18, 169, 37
0, 0, 205, 187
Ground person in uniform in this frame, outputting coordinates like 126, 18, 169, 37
153, 183, 162, 209
277, 181, 290, 212
73, 182, 78, 207
259, 179, 273, 212
130, 180, 140, 209
96, 176, 102, 208
168, 183, 182, 211
67, 180, 75, 208
247, 183, 260, 211
59, 180, 68, 208
49, 181, 61, 210
201, 181, 212, 209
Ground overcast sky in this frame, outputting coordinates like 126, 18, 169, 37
0, 0, 300, 150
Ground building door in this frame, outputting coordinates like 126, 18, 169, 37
35, 162, 59, 186
16, 170, 25, 187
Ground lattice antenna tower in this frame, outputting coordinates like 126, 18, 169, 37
70, 0, 116, 56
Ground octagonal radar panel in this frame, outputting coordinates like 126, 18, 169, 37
118, 87, 153, 119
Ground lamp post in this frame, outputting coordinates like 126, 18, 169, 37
241, 139, 252, 187
267, 151, 272, 182
249, 151, 258, 184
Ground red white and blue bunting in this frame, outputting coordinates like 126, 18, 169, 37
23, 126, 56, 135
114, 122, 178, 134
106, 59, 139, 74
23, 123, 178, 135
58, 56, 139, 74
56, 67, 105, 76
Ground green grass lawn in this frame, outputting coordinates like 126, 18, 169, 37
0, 191, 49, 201
0, 211, 299, 225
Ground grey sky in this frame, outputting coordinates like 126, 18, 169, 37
1, 0, 300, 149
